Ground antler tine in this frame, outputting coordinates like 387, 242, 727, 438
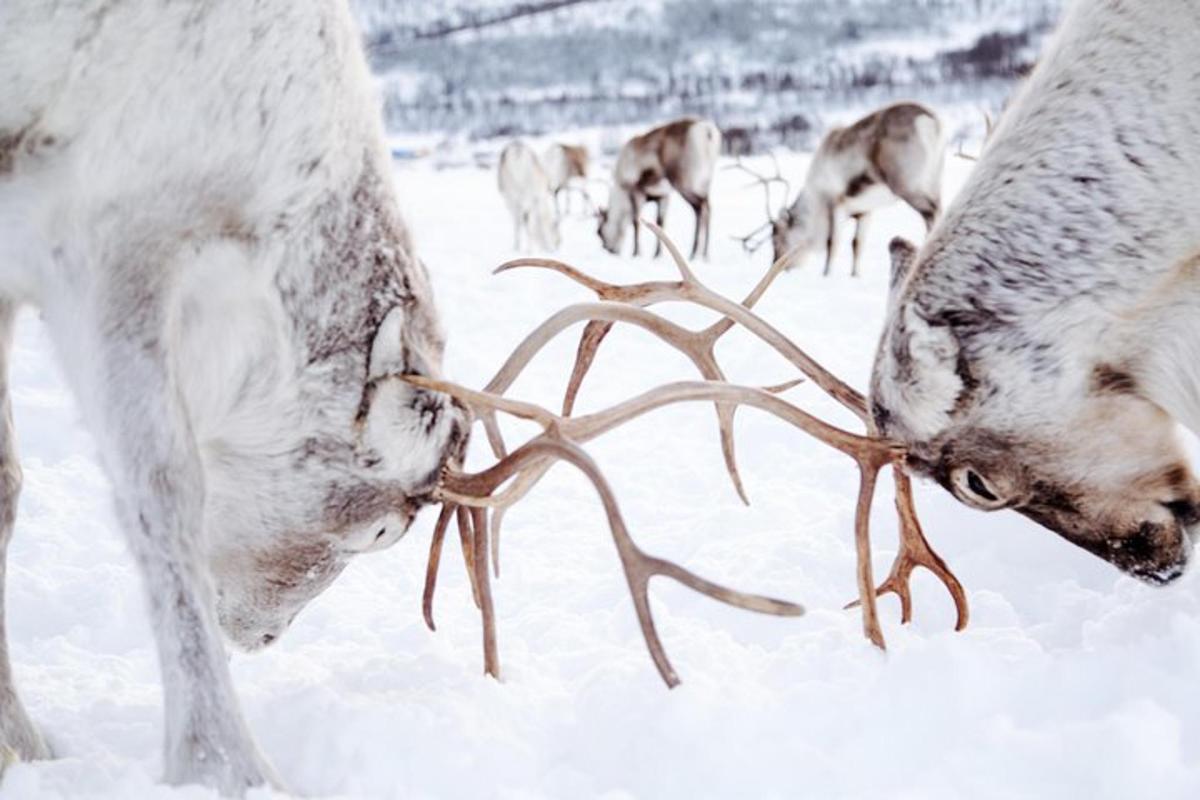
495, 241, 804, 503
846, 468, 970, 632
465, 301, 754, 503
562, 320, 612, 416
456, 506, 483, 606
495, 259, 685, 306
556, 381, 892, 464
725, 156, 792, 221
495, 258, 622, 297
468, 506, 500, 678
440, 433, 804, 688
499, 223, 862, 422
422, 502, 457, 631
733, 222, 773, 255
477, 303, 707, 399
955, 109, 997, 163
644, 220, 868, 420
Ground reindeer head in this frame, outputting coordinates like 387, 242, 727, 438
204, 195, 470, 650
871, 239, 1199, 584
597, 189, 631, 254
770, 206, 816, 270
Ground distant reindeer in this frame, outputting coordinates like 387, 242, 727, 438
871, 0, 1200, 584
598, 118, 722, 259
498, 140, 562, 252
740, 103, 944, 277
542, 142, 589, 215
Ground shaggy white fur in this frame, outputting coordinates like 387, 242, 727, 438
872, 0, 1200, 585
0, 1, 465, 793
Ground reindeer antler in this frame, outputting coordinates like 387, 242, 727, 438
955, 109, 996, 162
484, 222, 967, 645
417, 224, 968, 685
413, 378, 807, 686
726, 154, 792, 254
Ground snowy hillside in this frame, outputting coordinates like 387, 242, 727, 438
6, 154, 1200, 799
351, 0, 1061, 149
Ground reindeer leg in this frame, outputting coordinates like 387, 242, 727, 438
0, 300, 50, 767
687, 197, 703, 260
701, 198, 712, 260
654, 194, 670, 259
850, 213, 870, 278
84, 284, 278, 794
822, 207, 839, 277
631, 192, 644, 257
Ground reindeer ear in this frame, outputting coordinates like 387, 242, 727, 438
875, 304, 964, 441
888, 237, 918, 291
367, 306, 408, 380
359, 303, 453, 485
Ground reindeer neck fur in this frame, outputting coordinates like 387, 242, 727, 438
894, 0, 1200, 435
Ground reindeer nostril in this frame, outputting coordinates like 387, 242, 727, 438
375, 527, 387, 542
1118, 522, 1161, 563
260, 633, 276, 646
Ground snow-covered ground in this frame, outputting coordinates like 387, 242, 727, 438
6, 154, 1200, 799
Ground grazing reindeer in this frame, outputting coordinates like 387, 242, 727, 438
542, 142, 589, 215
870, 0, 1200, 584
498, 140, 562, 252
598, 118, 721, 259
748, 103, 944, 277
0, 0, 470, 793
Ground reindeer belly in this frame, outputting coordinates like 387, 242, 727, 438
841, 181, 897, 217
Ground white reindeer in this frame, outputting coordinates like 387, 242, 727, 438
754, 102, 944, 277
542, 142, 589, 215
871, 0, 1200, 584
497, 140, 561, 252
598, 118, 722, 259
1, 1, 468, 793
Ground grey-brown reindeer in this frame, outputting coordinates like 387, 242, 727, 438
872, 0, 1200, 583
739, 102, 945, 277
598, 118, 722, 259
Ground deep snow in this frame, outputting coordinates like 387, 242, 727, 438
4, 153, 1200, 799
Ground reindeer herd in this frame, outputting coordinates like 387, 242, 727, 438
497, 101, 947, 276
4, 0, 1200, 795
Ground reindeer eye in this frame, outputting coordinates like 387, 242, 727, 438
951, 466, 1007, 510
967, 471, 996, 501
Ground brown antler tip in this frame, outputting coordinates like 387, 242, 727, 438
493, 257, 556, 275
